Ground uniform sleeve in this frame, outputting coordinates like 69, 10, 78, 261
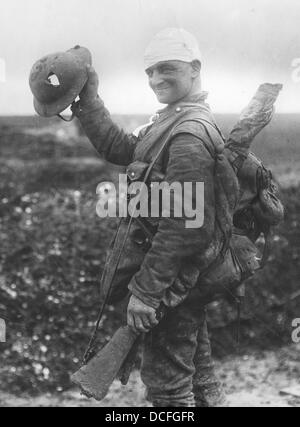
128, 132, 216, 309
73, 96, 137, 166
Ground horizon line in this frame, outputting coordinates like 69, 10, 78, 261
1, 111, 300, 118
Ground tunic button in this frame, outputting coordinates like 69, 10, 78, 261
131, 172, 135, 178
176, 107, 182, 113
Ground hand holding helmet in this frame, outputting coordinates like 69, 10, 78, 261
79, 65, 100, 107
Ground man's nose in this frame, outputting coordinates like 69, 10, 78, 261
149, 70, 164, 87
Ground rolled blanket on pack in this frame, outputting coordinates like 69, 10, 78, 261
226, 83, 283, 161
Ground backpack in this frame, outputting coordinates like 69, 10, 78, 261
193, 84, 285, 303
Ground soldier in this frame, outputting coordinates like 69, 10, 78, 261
72, 28, 227, 407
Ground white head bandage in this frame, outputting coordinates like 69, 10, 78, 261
144, 28, 202, 70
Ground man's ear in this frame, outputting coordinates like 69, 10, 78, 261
191, 60, 201, 75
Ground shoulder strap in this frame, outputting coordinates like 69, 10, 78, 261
169, 117, 226, 161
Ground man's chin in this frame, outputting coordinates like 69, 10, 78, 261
156, 95, 172, 105
155, 92, 182, 105
153, 90, 171, 104
157, 100, 169, 105
156, 95, 173, 105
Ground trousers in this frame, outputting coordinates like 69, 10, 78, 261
141, 294, 225, 407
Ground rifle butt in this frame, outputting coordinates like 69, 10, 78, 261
71, 326, 138, 401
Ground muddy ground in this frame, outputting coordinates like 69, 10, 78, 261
0, 117, 299, 408
1, 344, 299, 407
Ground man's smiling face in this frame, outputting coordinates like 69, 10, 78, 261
146, 60, 199, 105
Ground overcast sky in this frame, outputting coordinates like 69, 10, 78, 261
0, 0, 300, 115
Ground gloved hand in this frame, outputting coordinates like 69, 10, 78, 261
79, 65, 99, 107
127, 295, 159, 334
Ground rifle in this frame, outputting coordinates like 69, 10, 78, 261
72, 300, 164, 401
71, 326, 140, 401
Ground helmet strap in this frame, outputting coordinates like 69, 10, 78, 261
57, 111, 75, 122
57, 102, 76, 122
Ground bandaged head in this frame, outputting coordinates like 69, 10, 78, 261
144, 28, 202, 70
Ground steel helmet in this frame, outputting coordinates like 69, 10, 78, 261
29, 46, 92, 119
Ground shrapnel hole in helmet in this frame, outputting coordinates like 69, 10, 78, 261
47, 72, 60, 87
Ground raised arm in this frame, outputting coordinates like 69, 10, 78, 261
73, 66, 138, 166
